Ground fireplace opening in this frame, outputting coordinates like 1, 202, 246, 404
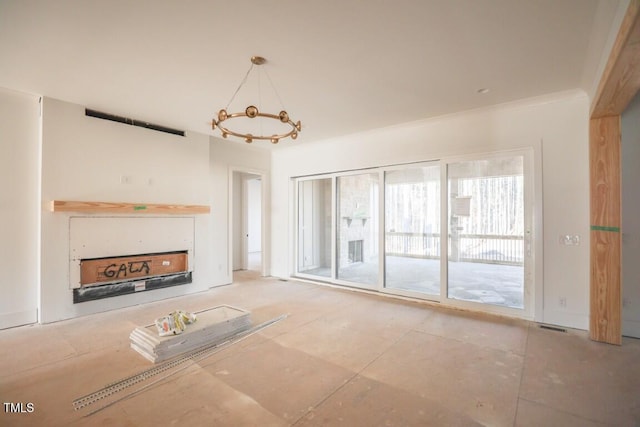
348, 240, 363, 263
74, 250, 191, 303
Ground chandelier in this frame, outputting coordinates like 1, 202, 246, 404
212, 56, 302, 144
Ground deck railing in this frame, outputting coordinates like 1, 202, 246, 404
385, 232, 524, 265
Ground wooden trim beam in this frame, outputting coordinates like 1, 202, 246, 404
588, 1, 640, 345
50, 200, 210, 215
591, 0, 640, 118
589, 117, 622, 345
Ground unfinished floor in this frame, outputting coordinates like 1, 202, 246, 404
1, 270, 638, 426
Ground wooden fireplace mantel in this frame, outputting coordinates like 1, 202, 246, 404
50, 200, 210, 215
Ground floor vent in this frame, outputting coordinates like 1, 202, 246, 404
85, 109, 185, 137
539, 324, 567, 333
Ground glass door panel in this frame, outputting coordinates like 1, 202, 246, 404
384, 165, 440, 296
337, 173, 379, 288
447, 156, 525, 309
297, 178, 332, 278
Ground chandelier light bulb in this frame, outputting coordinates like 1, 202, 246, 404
246, 106, 259, 118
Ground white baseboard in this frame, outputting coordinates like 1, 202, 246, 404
0, 308, 37, 330
622, 318, 640, 339
542, 310, 589, 331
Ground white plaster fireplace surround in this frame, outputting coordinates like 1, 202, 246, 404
69, 216, 195, 289
38, 212, 211, 324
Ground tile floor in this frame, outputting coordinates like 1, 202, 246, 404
1, 271, 639, 426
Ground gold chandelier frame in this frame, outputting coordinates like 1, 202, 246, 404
212, 56, 302, 144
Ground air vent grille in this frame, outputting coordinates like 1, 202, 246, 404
539, 324, 567, 333
85, 109, 185, 137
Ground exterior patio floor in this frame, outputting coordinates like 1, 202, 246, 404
299, 255, 524, 309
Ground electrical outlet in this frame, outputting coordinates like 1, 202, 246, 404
559, 297, 567, 308
120, 175, 132, 184
623, 297, 630, 308
560, 235, 580, 245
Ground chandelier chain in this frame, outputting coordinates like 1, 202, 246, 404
225, 63, 255, 110
263, 67, 287, 111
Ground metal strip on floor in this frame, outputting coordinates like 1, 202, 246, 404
73, 313, 288, 414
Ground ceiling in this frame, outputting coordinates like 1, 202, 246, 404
0, 0, 625, 148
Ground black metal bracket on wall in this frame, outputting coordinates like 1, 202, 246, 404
73, 272, 192, 304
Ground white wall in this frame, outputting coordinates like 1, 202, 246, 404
39, 97, 213, 323
271, 91, 591, 329
622, 92, 640, 338
0, 88, 40, 329
0, 93, 271, 325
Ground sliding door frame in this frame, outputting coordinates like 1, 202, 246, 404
438, 148, 536, 320
333, 168, 381, 291
293, 173, 336, 283
293, 147, 540, 321
379, 161, 442, 302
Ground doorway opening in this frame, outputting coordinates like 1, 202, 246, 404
230, 169, 264, 278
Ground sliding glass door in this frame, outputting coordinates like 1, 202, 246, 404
446, 155, 526, 309
336, 173, 379, 289
297, 178, 332, 279
384, 164, 440, 296
295, 150, 533, 317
